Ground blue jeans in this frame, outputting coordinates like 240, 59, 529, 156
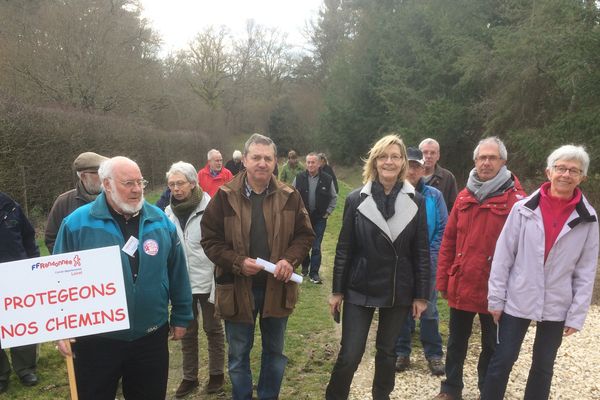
440, 308, 496, 397
326, 302, 410, 400
481, 313, 564, 400
302, 216, 327, 279
395, 279, 443, 360
224, 287, 288, 400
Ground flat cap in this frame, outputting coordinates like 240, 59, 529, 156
73, 152, 109, 171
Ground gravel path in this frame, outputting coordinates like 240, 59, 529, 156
348, 305, 600, 399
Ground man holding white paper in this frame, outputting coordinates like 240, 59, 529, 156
201, 133, 314, 400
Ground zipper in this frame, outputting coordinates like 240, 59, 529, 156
380, 231, 399, 307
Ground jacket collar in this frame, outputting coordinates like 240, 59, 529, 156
523, 188, 597, 228
358, 180, 417, 242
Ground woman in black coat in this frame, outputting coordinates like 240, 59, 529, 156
326, 134, 431, 400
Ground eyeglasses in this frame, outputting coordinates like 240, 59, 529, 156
552, 165, 582, 177
376, 154, 403, 163
112, 178, 148, 189
476, 155, 501, 163
167, 180, 189, 189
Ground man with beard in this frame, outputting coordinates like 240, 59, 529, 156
53, 156, 192, 400
45, 151, 108, 253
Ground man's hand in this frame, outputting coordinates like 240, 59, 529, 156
274, 259, 294, 282
412, 299, 428, 319
240, 258, 263, 276
170, 326, 187, 340
490, 310, 502, 324
56, 339, 75, 357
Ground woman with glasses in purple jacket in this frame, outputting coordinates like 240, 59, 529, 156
482, 144, 599, 400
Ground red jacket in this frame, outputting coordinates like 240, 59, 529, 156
197, 164, 233, 197
436, 175, 526, 313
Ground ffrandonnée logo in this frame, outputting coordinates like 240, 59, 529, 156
31, 255, 82, 271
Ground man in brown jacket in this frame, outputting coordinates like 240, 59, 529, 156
201, 133, 314, 400
45, 151, 108, 253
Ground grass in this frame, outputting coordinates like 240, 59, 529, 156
7, 174, 452, 399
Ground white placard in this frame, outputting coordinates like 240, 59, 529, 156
0, 246, 129, 348
256, 258, 303, 284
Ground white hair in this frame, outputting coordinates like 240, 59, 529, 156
98, 156, 138, 181
473, 136, 508, 161
546, 144, 590, 176
207, 149, 221, 161
233, 150, 242, 160
166, 161, 198, 185
419, 138, 440, 150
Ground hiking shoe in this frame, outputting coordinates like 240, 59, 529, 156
205, 373, 224, 394
310, 275, 323, 284
427, 357, 445, 376
395, 355, 410, 372
175, 379, 199, 398
301, 268, 308, 277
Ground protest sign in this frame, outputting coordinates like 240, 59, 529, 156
0, 245, 129, 348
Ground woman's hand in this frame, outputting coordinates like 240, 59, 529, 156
489, 310, 502, 324
329, 293, 343, 317
412, 299, 428, 319
564, 326, 578, 336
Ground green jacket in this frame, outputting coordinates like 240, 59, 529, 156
278, 161, 305, 184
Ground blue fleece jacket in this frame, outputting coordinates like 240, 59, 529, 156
54, 192, 192, 341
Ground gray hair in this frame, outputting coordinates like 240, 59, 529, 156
243, 133, 277, 157
546, 145, 590, 176
207, 149, 221, 161
306, 152, 319, 160
419, 138, 440, 151
98, 156, 138, 181
233, 150, 242, 160
166, 161, 198, 185
473, 136, 508, 161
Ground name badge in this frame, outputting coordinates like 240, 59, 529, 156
122, 236, 139, 257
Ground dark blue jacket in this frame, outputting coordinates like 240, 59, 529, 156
0, 192, 40, 263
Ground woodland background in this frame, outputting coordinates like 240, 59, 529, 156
1, 0, 599, 219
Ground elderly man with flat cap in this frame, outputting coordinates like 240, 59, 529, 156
45, 151, 108, 253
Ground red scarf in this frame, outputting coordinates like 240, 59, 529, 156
539, 182, 581, 262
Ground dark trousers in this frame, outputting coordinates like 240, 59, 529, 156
0, 345, 37, 381
72, 324, 169, 400
441, 308, 496, 397
302, 216, 327, 279
326, 302, 410, 400
481, 313, 564, 400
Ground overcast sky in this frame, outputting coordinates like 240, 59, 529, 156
140, 0, 324, 54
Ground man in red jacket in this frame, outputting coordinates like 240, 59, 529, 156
198, 149, 234, 197
433, 137, 526, 400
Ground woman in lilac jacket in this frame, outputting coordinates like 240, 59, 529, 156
482, 145, 599, 400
